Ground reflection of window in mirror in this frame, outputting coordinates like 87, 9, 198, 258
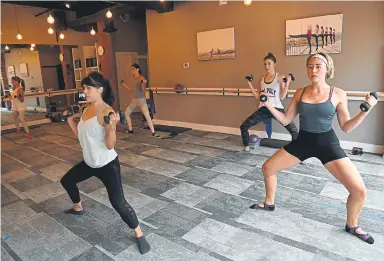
83, 45, 99, 76
71, 47, 82, 90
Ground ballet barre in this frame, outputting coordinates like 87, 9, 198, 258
149, 87, 384, 100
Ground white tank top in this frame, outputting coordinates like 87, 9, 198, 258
77, 103, 118, 168
260, 73, 284, 109
11, 88, 26, 111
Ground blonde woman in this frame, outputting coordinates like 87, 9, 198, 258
249, 52, 377, 244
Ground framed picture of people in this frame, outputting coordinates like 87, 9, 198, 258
286, 14, 343, 56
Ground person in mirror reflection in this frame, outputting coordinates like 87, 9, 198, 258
9, 76, 31, 139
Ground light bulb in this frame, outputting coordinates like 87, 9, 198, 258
244, 0, 252, 5
90, 27, 96, 35
59, 32, 65, 39
48, 27, 54, 34
16, 33, 22, 40
5, 45, 9, 50
47, 13, 55, 24
31, 44, 35, 47
65, 3, 70, 8
106, 9, 112, 18
30, 46, 34, 51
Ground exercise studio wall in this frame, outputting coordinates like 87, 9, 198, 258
146, 1, 384, 152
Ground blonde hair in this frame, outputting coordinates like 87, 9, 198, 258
306, 52, 335, 79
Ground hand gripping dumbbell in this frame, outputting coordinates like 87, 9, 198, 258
104, 111, 128, 125
245, 74, 254, 82
283, 73, 295, 83
360, 92, 379, 112
260, 94, 267, 102
59, 107, 73, 122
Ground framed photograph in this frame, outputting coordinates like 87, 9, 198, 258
20, 62, 29, 76
7, 65, 15, 78
286, 14, 343, 56
197, 27, 236, 61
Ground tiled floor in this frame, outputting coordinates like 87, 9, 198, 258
1, 118, 384, 261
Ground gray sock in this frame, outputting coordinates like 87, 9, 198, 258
137, 236, 151, 254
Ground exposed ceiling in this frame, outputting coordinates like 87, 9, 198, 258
2, 1, 175, 19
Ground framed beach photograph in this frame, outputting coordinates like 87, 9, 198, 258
197, 27, 236, 61
286, 14, 343, 56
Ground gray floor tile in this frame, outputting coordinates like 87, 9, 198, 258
175, 167, 221, 186
69, 246, 115, 261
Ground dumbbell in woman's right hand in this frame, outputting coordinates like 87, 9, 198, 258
245, 74, 253, 82
360, 92, 379, 112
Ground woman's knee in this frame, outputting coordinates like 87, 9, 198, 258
262, 161, 275, 177
350, 184, 367, 199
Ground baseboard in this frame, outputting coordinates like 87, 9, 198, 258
153, 119, 384, 155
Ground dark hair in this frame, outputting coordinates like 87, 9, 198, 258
131, 63, 142, 75
81, 72, 115, 106
11, 76, 21, 84
264, 52, 276, 63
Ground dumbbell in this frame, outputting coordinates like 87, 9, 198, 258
260, 94, 267, 102
360, 92, 379, 112
283, 73, 295, 83
104, 111, 128, 125
59, 107, 73, 122
245, 74, 253, 82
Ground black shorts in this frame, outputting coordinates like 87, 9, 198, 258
283, 129, 347, 165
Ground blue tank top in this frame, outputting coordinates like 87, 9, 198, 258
297, 86, 336, 133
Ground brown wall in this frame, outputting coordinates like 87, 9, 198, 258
113, 17, 148, 54
146, 1, 384, 145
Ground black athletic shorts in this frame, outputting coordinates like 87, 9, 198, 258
283, 129, 347, 165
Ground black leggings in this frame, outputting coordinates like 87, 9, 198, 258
60, 156, 139, 229
240, 106, 299, 146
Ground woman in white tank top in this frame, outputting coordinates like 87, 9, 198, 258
8, 76, 31, 139
60, 72, 151, 255
240, 53, 299, 151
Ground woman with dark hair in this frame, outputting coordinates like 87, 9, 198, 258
249, 52, 377, 244
241, 53, 299, 151
121, 63, 159, 137
60, 72, 151, 254
9, 76, 31, 139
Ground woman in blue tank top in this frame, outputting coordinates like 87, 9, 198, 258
249, 52, 378, 244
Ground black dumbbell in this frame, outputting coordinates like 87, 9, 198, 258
104, 111, 128, 125
245, 74, 253, 82
260, 94, 267, 102
360, 92, 379, 112
59, 107, 73, 122
283, 73, 295, 83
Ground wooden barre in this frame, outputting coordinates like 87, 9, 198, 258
149, 87, 384, 98
1, 89, 80, 102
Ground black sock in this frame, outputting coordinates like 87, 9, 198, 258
137, 236, 151, 254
